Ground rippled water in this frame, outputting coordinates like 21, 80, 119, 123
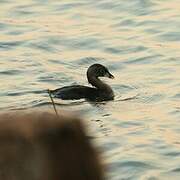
1, 0, 180, 179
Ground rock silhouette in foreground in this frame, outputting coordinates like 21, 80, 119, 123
0, 110, 104, 180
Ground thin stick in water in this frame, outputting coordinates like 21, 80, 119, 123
48, 89, 59, 117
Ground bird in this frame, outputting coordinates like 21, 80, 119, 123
50, 64, 114, 101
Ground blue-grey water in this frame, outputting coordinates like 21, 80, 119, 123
1, 0, 180, 179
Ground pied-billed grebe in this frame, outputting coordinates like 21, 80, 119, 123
50, 64, 114, 101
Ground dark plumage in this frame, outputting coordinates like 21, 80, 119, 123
50, 64, 114, 101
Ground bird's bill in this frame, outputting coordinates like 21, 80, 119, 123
105, 72, 114, 79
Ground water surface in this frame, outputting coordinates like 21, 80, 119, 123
1, 0, 180, 179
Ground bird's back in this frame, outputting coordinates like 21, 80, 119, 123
51, 85, 99, 100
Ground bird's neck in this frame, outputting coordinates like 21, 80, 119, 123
88, 76, 112, 92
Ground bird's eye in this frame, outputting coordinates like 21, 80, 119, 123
100, 69, 105, 75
